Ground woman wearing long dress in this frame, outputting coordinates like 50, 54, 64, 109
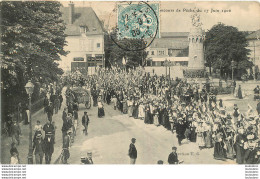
196, 121, 205, 150
98, 100, 105, 118
122, 98, 128, 114
204, 122, 213, 148
225, 130, 236, 160
237, 85, 243, 99
127, 98, 133, 117
138, 102, 145, 120
190, 119, 197, 142
144, 105, 151, 124
213, 130, 226, 160
234, 128, 245, 164
132, 100, 139, 119
153, 111, 160, 126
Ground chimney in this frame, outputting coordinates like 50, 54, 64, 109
68, 2, 74, 24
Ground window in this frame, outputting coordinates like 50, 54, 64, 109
97, 43, 100, 48
73, 57, 84, 61
158, 51, 165, 56
151, 51, 154, 55
161, 61, 164, 66
147, 51, 149, 55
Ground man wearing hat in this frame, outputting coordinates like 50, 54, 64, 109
62, 130, 71, 164
128, 138, 137, 164
82, 111, 90, 135
168, 146, 179, 164
44, 132, 54, 164
33, 133, 45, 164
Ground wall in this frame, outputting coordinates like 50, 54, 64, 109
59, 34, 104, 72
247, 39, 260, 67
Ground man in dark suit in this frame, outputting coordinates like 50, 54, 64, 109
128, 138, 137, 164
44, 132, 54, 164
82, 111, 90, 135
168, 146, 179, 164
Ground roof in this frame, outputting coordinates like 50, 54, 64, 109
148, 38, 189, 49
60, 6, 104, 36
160, 32, 189, 38
246, 30, 260, 40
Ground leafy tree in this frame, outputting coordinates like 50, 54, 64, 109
1, 1, 68, 115
204, 23, 252, 79
104, 29, 147, 69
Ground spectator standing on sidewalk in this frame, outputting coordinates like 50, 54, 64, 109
11, 120, 21, 145
128, 138, 137, 164
33, 120, 43, 143
33, 133, 45, 164
43, 95, 49, 114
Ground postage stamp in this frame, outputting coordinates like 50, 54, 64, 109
117, 2, 160, 40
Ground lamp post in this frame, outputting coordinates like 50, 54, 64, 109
25, 80, 34, 164
168, 60, 171, 80
231, 60, 235, 81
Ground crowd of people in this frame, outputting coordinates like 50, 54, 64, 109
79, 67, 260, 164
7, 66, 260, 164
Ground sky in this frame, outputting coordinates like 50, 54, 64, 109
61, 1, 260, 32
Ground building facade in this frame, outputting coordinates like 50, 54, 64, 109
59, 3, 105, 74
145, 32, 189, 67
246, 30, 260, 79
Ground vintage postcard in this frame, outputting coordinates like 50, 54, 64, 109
1, 1, 260, 170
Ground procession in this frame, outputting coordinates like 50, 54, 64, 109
1, 1, 260, 166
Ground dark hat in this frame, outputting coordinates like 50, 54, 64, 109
36, 133, 42, 138
131, 138, 136, 142
84, 111, 87, 114
172, 146, 177, 150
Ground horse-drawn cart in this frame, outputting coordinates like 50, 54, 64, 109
66, 87, 91, 109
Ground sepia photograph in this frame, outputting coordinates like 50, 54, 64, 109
0, 0, 260, 168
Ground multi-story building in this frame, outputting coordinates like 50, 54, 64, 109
59, 3, 105, 74
146, 32, 189, 67
246, 30, 260, 78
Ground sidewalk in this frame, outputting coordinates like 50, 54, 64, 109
1, 90, 67, 164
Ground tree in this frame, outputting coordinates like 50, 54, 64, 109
1, 1, 68, 115
204, 23, 252, 79
105, 29, 147, 69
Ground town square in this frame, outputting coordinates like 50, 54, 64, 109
1, 1, 260, 165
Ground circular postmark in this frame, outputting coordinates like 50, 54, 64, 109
109, 1, 159, 51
